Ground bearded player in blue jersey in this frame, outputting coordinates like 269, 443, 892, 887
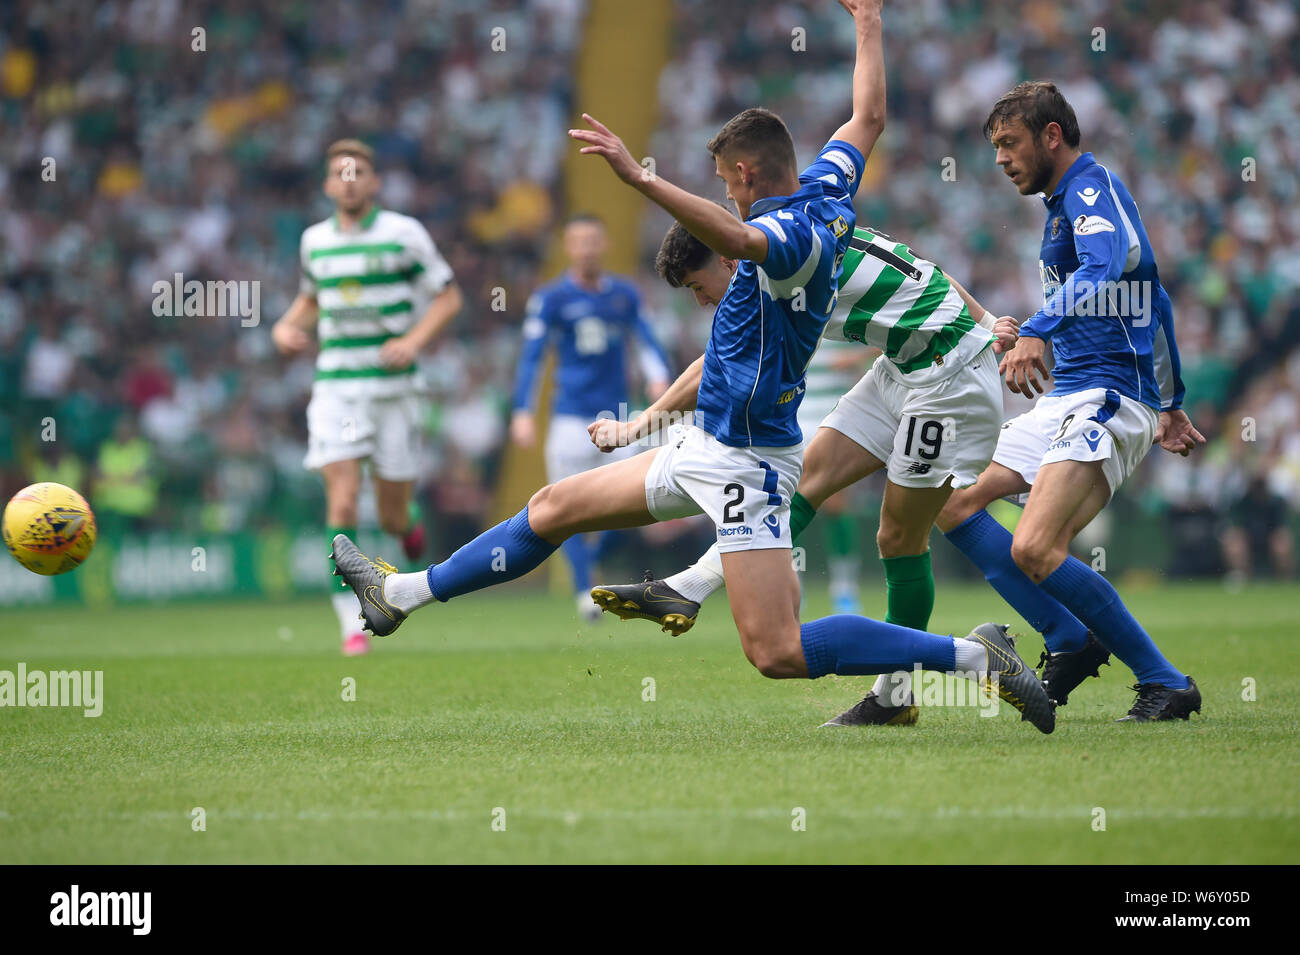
509, 213, 671, 624
936, 82, 1207, 722
328, 0, 1055, 733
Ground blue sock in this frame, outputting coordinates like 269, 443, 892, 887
1039, 557, 1188, 688
945, 510, 1089, 653
427, 507, 558, 602
560, 534, 592, 593
799, 615, 957, 679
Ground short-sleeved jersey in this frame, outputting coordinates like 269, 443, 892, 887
823, 226, 994, 386
694, 140, 865, 448
1021, 153, 1184, 412
299, 206, 454, 397
511, 273, 671, 420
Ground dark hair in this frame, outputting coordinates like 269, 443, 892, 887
706, 107, 798, 183
565, 212, 604, 228
983, 81, 1081, 148
655, 222, 717, 288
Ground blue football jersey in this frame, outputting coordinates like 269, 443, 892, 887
511, 273, 671, 420
1022, 152, 1184, 412
694, 139, 864, 447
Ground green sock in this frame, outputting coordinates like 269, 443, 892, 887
882, 551, 935, 630
790, 492, 818, 541
825, 512, 858, 557
405, 498, 421, 536
327, 525, 357, 592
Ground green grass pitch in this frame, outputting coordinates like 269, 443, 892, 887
1, 580, 1297, 863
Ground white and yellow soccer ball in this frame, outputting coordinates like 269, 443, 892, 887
2, 482, 98, 576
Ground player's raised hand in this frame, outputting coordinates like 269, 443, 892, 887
999, 333, 1050, 395
1154, 408, 1207, 457
991, 315, 1020, 354
569, 113, 645, 186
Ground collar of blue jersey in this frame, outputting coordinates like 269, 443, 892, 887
1042, 152, 1096, 203
564, 270, 612, 294
746, 179, 826, 219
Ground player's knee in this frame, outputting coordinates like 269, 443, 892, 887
378, 511, 407, 537
745, 645, 800, 679
738, 623, 803, 679
876, 520, 920, 559
526, 483, 566, 538
327, 502, 359, 527
1010, 534, 1058, 582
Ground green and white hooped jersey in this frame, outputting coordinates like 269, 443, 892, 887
823, 227, 993, 387
299, 207, 454, 397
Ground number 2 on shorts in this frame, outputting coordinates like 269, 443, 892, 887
722, 483, 745, 524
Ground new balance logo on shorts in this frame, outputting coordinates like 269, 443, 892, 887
905, 461, 932, 475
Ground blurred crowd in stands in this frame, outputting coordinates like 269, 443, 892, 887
2, 0, 1297, 579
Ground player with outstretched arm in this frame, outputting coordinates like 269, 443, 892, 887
591, 219, 1022, 728
327, 0, 1056, 732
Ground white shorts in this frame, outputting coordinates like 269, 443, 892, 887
820, 345, 1003, 489
644, 425, 802, 553
545, 414, 634, 482
993, 386, 1158, 494
303, 388, 425, 481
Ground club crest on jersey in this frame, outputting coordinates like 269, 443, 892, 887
1051, 216, 1063, 238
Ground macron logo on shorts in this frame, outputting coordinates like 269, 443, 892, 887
763, 514, 781, 538
1084, 429, 1104, 453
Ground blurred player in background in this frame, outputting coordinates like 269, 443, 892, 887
937, 83, 1206, 720
509, 214, 671, 623
272, 139, 463, 655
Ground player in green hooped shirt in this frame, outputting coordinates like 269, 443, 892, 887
591, 220, 1021, 727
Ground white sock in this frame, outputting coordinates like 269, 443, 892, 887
331, 591, 363, 638
664, 551, 725, 604
871, 669, 913, 704
953, 637, 989, 676
828, 557, 860, 599
384, 571, 435, 614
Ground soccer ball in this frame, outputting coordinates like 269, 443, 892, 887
2, 482, 98, 576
